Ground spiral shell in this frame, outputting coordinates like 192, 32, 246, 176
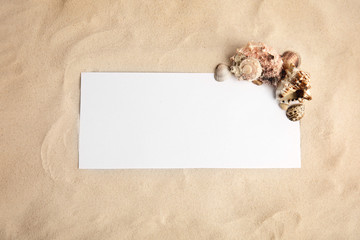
286, 104, 305, 121
230, 57, 262, 82
282, 51, 301, 69
214, 63, 232, 82
230, 42, 283, 86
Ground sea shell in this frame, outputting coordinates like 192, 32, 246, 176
230, 42, 283, 86
282, 51, 301, 69
279, 103, 289, 110
230, 57, 262, 82
214, 63, 232, 82
286, 104, 305, 121
276, 64, 312, 104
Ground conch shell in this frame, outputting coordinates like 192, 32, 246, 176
230, 42, 283, 86
276, 64, 312, 107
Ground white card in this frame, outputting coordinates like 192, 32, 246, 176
79, 72, 300, 169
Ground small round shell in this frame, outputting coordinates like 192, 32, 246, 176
214, 63, 232, 82
286, 104, 305, 121
230, 57, 262, 82
282, 51, 301, 69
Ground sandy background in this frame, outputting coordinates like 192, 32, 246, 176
1, 0, 360, 239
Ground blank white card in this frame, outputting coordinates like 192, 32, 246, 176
79, 73, 300, 169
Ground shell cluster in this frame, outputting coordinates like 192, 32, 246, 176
214, 41, 312, 121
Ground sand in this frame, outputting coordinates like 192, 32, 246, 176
1, 0, 360, 239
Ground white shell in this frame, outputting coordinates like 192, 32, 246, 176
214, 63, 232, 82
230, 57, 262, 82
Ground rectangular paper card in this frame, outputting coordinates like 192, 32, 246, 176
79, 73, 300, 169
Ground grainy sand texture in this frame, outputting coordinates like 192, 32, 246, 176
1, 0, 360, 239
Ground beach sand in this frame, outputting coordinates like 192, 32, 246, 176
1, 0, 360, 239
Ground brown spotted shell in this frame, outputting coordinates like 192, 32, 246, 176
282, 51, 301, 69
286, 104, 305, 121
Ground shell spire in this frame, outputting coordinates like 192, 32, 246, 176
230, 57, 262, 83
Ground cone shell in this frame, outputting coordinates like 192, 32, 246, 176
286, 104, 305, 121
214, 63, 232, 82
282, 51, 301, 69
